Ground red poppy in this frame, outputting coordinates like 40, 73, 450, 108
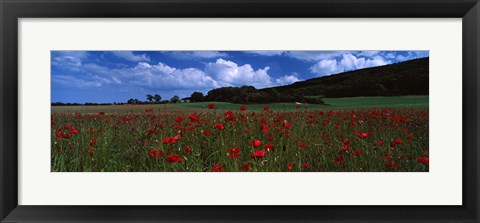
162, 137, 172, 144
148, 149, 164, 158
263, 106, 270, 111
208, 103, 216, 109
241, 163, 250, 171
377, 140, 385, 145
165, 154, 183, 163
65, 124, 73, 129
261, 125, 269, 133
298, 141, 307, 148
302, 163, 310, 169
184, 146, 191, 153
55, 132, 65, 139
352, 150, 363, 156
145, 109, 152, 113
90, 137, 97, 145
417, 157, 429, 165
204, 130, 211, 136
214, 123, 224, 130
390, 139, 403, 148
253, 150, 266, 158
147, 129, 157, 135
251, 139, 262, 147
240, 106, 247, 111
268, 135, 274, 141
357, 131, 372, 139
88, 146, 94, 153
229, 147, 240, 158
175, 117, 182, 123
212, 164, 225, 172
334, 154, 345, 165
406, 135, 414, 139
283, 121, 292, 129
189, 113, 199, 122
287, 163, 294, 170
264, 144, 274, 151
69, 128, 79, 134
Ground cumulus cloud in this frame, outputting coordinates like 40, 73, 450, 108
394, 51, 429, 61
51, 51, 89, 70
309, 59, 344, 76
275, 74, 301, 86
168, 51, 228, 59
114, 62, 220, 91
340, 54, 389, 70
309, 53, 390, 77
112, 51, 150, 62
205, 59, 273, 88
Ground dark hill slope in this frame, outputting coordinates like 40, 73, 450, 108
261, 57, 429, 98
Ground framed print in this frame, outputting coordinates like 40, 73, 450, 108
1, 0, 479, 222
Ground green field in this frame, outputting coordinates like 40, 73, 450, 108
51, 96, 428, 114
51, 96, 429, 172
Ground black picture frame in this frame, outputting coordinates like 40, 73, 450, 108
1, 0, 479, 222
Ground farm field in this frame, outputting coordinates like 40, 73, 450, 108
51, 96, 429, 172
51, 95, 428, 113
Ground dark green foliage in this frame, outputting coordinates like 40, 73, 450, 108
261, 57, 429, 98
170, 95, 180, 103
190, 92, 204, 102
153, 94, 162, 102
146, 94, 154, 102
205, 85, 324, 104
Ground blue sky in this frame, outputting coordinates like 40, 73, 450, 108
51, 50, 428, 103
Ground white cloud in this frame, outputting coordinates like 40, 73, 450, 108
51, 51, 89, 70
340, 54, 389, 70
246, 51, 285, 56
168, 51, 228, 59
112, 51, 150, 62
117, 62, 220, 91
275, 74, 301, 86
309, 54, 390, 77
357, 51, 380, 57
285, 51, 349, 61
52, 75, 102, 88
309, 59, 344, 76
205, 59, 273, 88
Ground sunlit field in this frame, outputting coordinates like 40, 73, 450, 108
51, 96, 429, 172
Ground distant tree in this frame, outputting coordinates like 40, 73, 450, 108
170, 95, 180, 103
133, 99, 140, 104
190, 92, 204, 102
146, 94, 154, 102
154, 94, 162, 103
127, 98, 135, 104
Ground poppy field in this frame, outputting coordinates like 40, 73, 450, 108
51, 101, 429, 172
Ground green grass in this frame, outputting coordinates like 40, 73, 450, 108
322, 95, 428, 110
51, 106, 429, 172
51, 96, 429, 114
175, 96, 429, 111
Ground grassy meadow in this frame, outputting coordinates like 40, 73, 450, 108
51, 96, 429, 172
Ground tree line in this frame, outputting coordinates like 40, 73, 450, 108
188, 85, 324, 104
